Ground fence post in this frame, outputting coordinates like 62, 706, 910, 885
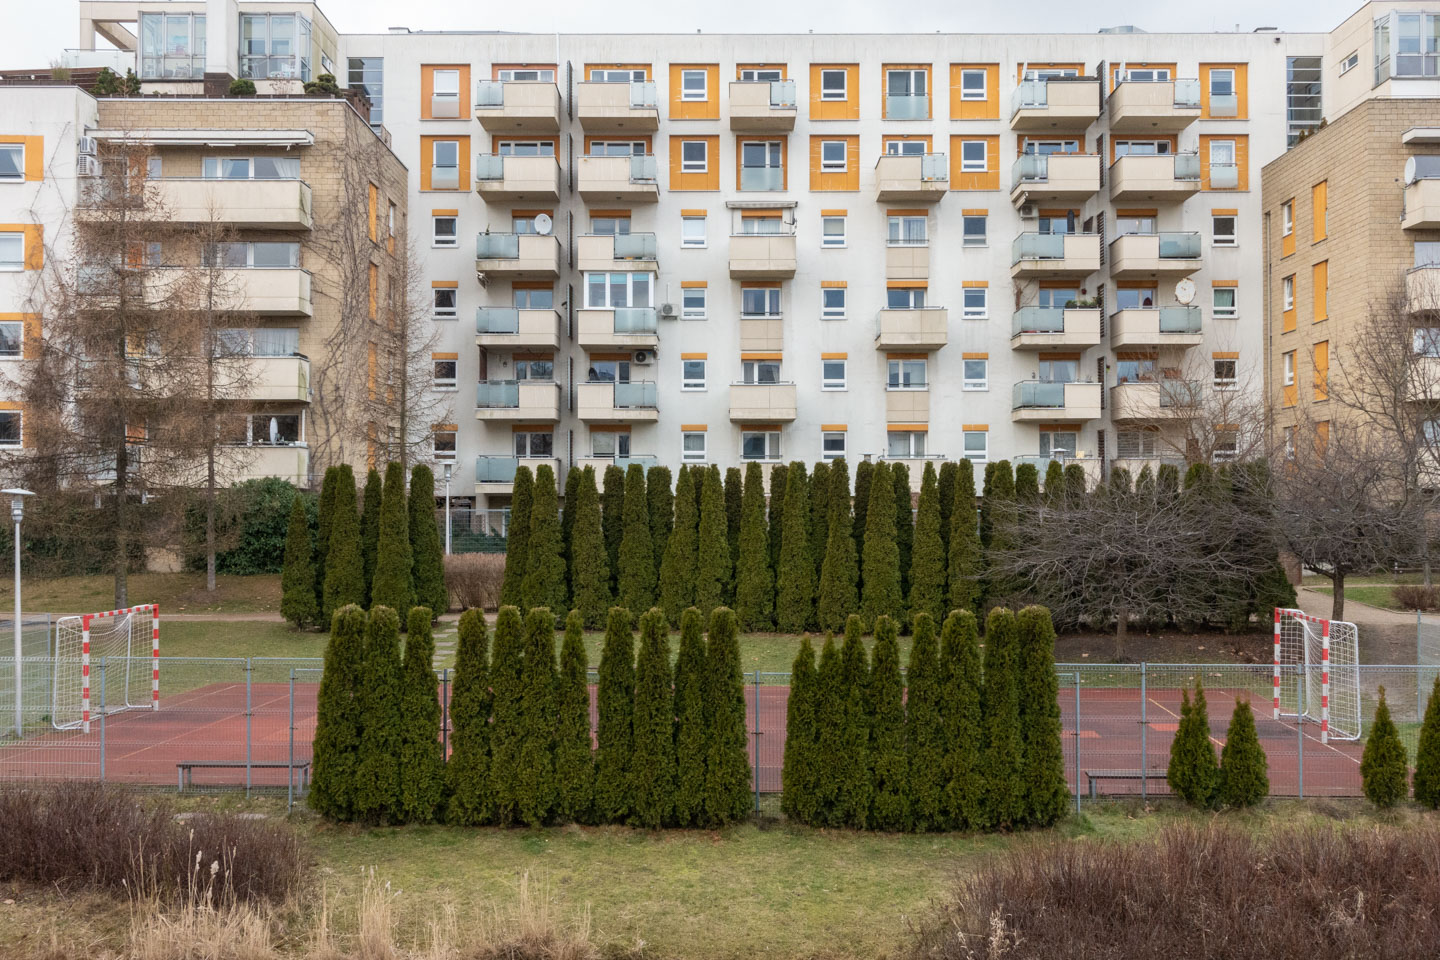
752, 669, 761, 815
1296, 680, 1304, 799
287, 668, 296, 813
1073, 671, 1081, 816
245, 658, 253, 796
441, 668, 450, 763
1139, 662, 1147, 804
98, 658, 106, 783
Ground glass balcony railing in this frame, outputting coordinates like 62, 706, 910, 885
740, 166, 784, 192
1013, 454, 1089, 472
612, 307, 658, 333
1012, 306, 1068, 336
1012, 380, 1068, 409
769, 79, 797, 108
612, 232, 658, 260
1158, 379, 1203, 408
593, 380, 658, 409
476, 380, 520, 408
1012, 154, 1049, 182
1209, 94, 1239, 118
921, 153, 948, 181
475, 233, 520, 259
629, 80, 658, 109
610, 455, 659, 470
885, 94, 929, 119
1011, 79, 1049, 112
1157, 231, 1201, 259
475, 456, 520, 482
475, 80, 505, 107
1210, 163, 1239, 189
1011, 232, 1068, 262
1173, 153, 1201, 180
475, 154, 506, 181
430, 165, 460, 190
476, 307, 520, 334
1158, 306, 1202, 333
629, 154, 658, 183
1173, 79, 1202, 107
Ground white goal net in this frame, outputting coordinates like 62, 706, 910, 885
1274, 607, 1360, 742
52, 605, 159, 732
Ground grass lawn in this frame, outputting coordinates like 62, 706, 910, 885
1302, 572, 1431, 588
25, 573, 281, 615
1309, 584, 1410, 612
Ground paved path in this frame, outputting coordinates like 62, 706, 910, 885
1296, 586, 1417, 627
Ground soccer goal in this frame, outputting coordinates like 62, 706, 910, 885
1273, 607, 1360, 742
52, 605, 159, 732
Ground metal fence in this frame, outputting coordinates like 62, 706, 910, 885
0, 658, 1434, 814
438, 506, 510, 554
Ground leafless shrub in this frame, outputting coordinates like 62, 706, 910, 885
1393, 584, 1440, 611
445, 553, 505, 612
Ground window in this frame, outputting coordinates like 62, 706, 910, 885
1414, 327, 1440, 357
514, 431, 554, 458
1283, 351, 1295, 386
588, 358, 630, 382
962, 287, 988, 319
1418, 241, 1440, 268
1341, 51, 1359, 74
822, 358, 847, 389
887, 287, 926, 309
820, 69, 848, 100
1283, 275, 1295, 312
741, 430, 782, 460
742, 360, 782, 384
682, 431, 707, 462
592, 431, 631, 459
739, 215, 785, 235
962, 359, 988, 391
740, 141, 784, 190
886, 68, 927, 99
433, 288, 457, 320
885, 140, 927, 156
1115, 357, 1156, 383
1038, 357, 1079, 382
1023, 138, 1081, 156
888, 430, 926, 458
1114, 139, 1171, 157
514, 287, 553, 309
887, 215, 927, 245
962, 215, 987, 247
515, 357, 555, 381
680, 140, 708, 173
1209, 67, 1235, 98
822, 215, 846, 247
681, 215, 706, 248
1287, 57, 1322, 145
202, 157, 300, 180
432, 215, 457, 247
682, 358, 707, 390
0, 144, 23, 182
1037, 287, 1077, 308
1116, 429, 1156, 458
0, 233, 22, 271
682, 286, 707, 319
1281, 200, 1294, 238
584, 272, 654, 309
1213, 286, 1237, 319
741, 287, 781, 317
1116, 214, 1157, 237
1214, 432, 1239, 462
1038, 430, 1078, 460
138, 12, 206, 79
240, 12, 312, 81
433, 358, 458, 390
590, 68, 646, 82
387, 203, 396, 249
1212, 214, 1237, 246
431, 68, 460, 117
960, 139, 987, 172
823, 431, 846, 459
201, 241, 299, 269
963, 431, 987, 462
887, 358, 927, 389
0, 410, 21, 447
499, 68, 555, 82
497, 140, 556, 157
681, 69, 708, 100
821, 140, 848, 172
821, 287, 846, 320
1313, 181, 1328, 241
348, 57, 384, 127
430, 139, 459, 190
590, 216, 631, 236
1284, 425, 1296, 460
740, 68, 783, 82
1037, 212, 1074, 235
1213, 358, 1237, 389
960, 68, 987, 100
0, 321, 21, 357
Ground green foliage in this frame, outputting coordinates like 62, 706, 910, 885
1361, 686, 1409, 808
561, 466, 581, 594
852, 460, 874, 570
861, 462, 902, 629
1217, 697, 1269, 808
630, 608, 676, 828
592, 607, 635, 823
397, 608, 443, 823
1167, 681, 1220, 809
353, 605, 403, 823
1014, 463, 1040, 503
227, 78, 257, 96
776, 462, 815, 634
703, 607, 752, 826
359, 469, 381, 607
659, 466, 698, 625
937, 461, 958, 560
618, 464, 656, 613
1109, 466, 1132, 496
303, 72, 342, 96
725, 467, 744, 569
693, 466, 732, 620
184, 478, 309, 575
868, 616, 908, 831
309, 605, 366, 820
833, 616, 873, 828
553, 610, 595, 824
120, 68, 142, 95
487, 606, 526, 825
647, 466, 674, 580
445, 609, 492, 825
734, 462, 774, 631
1063, 463, 1087, 501
817, 459, 859, 633
513, 608, 559, 827
280, 493, 317, 628
947, 460, 983, 616
981, 607, 1024, 829
1157, 462, 1181, 496
767, 463, 787, 572
408, 466, 447, 617
91, 67, 122, 95
569, 467, 612, 629
314, 466, 338, 611
909, 463, 946, 628
499, 467, 533, 609
1043, 460, 1065, 505
891, 463, 913, 602
322, 466, 365, 622
1016, 606, 1069, 827
601, 466, 625, 593
781, 635, 820, 824
522, 465, 567, 616
809, 461, 831, 583
370, 463, 414, 617
811, 635, 842, 821
939, 610, 985, 830
671, 608, 708, 827
982, 462, 1019, 606
1415, 677, 1440, 809
905, 614, 945, 831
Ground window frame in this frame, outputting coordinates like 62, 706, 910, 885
962, 287, 988, 320
1213, 358, 1238, 390
820, 139, 848, 172
513, 430, 554, 459
1213, 286, 1237, 319
887, 357, 928, 390
432, 358, 458, 391
962, 358, 988, 391
821, 357, 847, 390
820, 68, 848, 101
962, 215, 988, 247
682, 431, 708, 462
681, 68, 709, 101
822, 431, 846, 460
0, 409, 22, 447
432, 287, 458, 320
1283, 275, 1295, 312
741, 359, 783, 384
0, 320, 22, 358
963, 430, 988, 463
960, 68, 988, 101
680, 215, 707, 248
1209, 67, 1236, 97
681, 357, 707, 391
740, 429, 783, 461
0, 232, 23, 271
960, 138, 988, 172
1212, 214, 1237, 246
740, 286, 782, 318
821, 287, 846, 320
1281, 199, 1294, 238
681, 286, 707, 319
584, 271, 657, 309
0, 143, 23, 183
432, 215, 458, 248
680, 139, 709, 174
887, 430, 927, 458
821, 215, 847, 248
1283, 350, 1296, 386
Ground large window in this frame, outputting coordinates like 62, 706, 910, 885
139, 12, 206, 80
887, 215, 927, 245
592, 431, 631, 458
584, 272, 654, 309
202, 242, 299, 269
1039, 430, 1078, 459
887, 358, 927, 390
590, 68, 646, 82
740, 141, 783, 191
202, 157, 300, 180
742, 430, 782, 461
888, 430, 926, 458
514, 431, 554, 458
215, 327, 300, 357
431, 69, 461, 118
741, 360, 781, 384
1286, 56, 1322, 145
240, 13, 312, 81
430, 140, 460, 190
741, 287, 781, 317
0, 144, 22, 182
1376, 10, 1440, 81
886, 287, 926, 309
514, 287, 552, 309
348, 57, 384, 127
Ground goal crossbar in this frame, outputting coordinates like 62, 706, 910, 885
1273, 606, 1360, 742
54, 604, 159, 732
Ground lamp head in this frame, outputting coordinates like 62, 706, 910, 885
2, 489, 33, 522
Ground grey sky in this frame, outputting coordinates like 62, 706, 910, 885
4, 0, 1367, 70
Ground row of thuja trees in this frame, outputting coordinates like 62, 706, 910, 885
278, 461, 447, 628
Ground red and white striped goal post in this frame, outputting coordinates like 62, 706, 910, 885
1273, 606, 1331, 743
80, 603, 159, 733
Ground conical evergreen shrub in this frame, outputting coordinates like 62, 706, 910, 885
370, 463, 414, 617
1016, 605, 1069, 827
861, 462, 902, 630
947, 459, 983, 616
630, 608, 676, 827
724, 467, 744, 568
909, 463, 945, 628
522, 465, 567, 616
570, 467, 612, 629
618, 464, 656, 613
659, 466, 698, 625
601, 465, 625, 591
280, 493, 317, 628
734, 462, 774, 631
561, 466, 581, 594
353, 605, 403, 823
1014, 463, 1040, 503
703, 606, 752, 825
939, 609, 985, 830
313, 466, 338, 610
500, 467, 533, 609
937, 461, 957, 559
647, 466, 674, 581
553, 610, 594, 824
693, 466, 732, 620
868, 616, 909, 831
981, 607, 1024, 829
781, 635, 820, 824
812, 634, 842, 822
409, 466, 447, 618
982, 462, 1019, 607
359, 468, 381, 607
776, 462, 815, 634
817, 458, 859, 633
809, 460, 831, 584
671, 608, 708, 827
309, 604, 366, 820
891, 463, 913, 603
834, 616, 873, 828
767, 463, 787, 572
322, 465, 364, 622
1414, 676, 1440, 809
1217, 697, 1269, 808
905, 613, 945, 831
1042, 460, 1064, 505
592, 607, 635, 823
1361, 685, 1409, 808
1063, 463, 1087, 501
397, 607, 443, 823
445, 608, 492, 825
513, 607, 558, 827
1167, 680, 1219, 808
852, 460, 873, 567
487, 605, 525, 825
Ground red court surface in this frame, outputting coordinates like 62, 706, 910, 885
0, 682, 1367, 798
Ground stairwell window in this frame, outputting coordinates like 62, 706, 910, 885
822, 358, 847, 390
821, 140, 848, 172
1212, 213, 1237, 246
432, 288, 457, 320
682, 358, 707, 390
963, 214, 988, 247
960, 139, 987, 172
681, 214, 707, 248
680, 140, 709, 173
822, 215, 846, 247
963, 431, 987, 462
681, 69, 708, 101
432, 215, 457, 248
823, 431, 846, 459
0, 233, 22, 271
820, 69, 847, 101
0, 410, 20, 447
1213, 286, 1237, 319
1213, 358, 1237, 389
0, 321, 21, 357
682, 286, 707, 319
963, 287, 988, 319
960, 68, 987, 100
432, 430, 457, 462
821, 287, 846, 320
433, 358, 458, 390
962, 358, 988, 391
682, 431, 707, 462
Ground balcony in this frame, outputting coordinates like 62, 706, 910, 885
1109, 153, 1201, 203
1109, 306, 1204, 349
1009, 153, 1100, 204
729, 80, 797, 131
77, 178, 314, 230
1013, 455, 1102, 489
875, 154, 948, 202
474, 380, 562, 422
1209, 163, 1240, 190
474, 80, 562, 133
1407, 265, 1440, 313
885, 93, 930, 121
233, 444, 310, 487
1110, 380, 1203, 422
475, 307, 562, 351
1011, 381, 1102, 422
576, 154, 659, 203
886, 243, 929, 280
1404, 174, 1440, 231
204, 268, 312, 317
575, 232, 658, 273
874, 307, 948, 350
577, 455, 659, 474
1010, 233, 1100, 279
577, 307, 659, 349
1108, 232, 1202, 279
1010, 78, 1101, 131
475, 233, 562, 280
739, 165, 785, 192
475, 455, 562, 494
577, 381, 659, 423
729, 382, 798, 422
238, 355, 311, 402
1408, 357, 1440, 402
729, 233, 797, 279
1010, 306, 1102, 350
885, 389, 930, 423
474, 154, 562, 202
739, 318, 783, 351
1107, 80, 1202, 134
575, 80, 660, 132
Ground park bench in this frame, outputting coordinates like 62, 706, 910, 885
176, 761, 310, 793
1084, 768, 1168, 799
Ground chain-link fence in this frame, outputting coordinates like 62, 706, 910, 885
438, 507, 510, 554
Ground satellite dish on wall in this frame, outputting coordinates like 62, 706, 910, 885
534, 213, 553, 235
1175, 278, 1196, 305
1406, 156, 1418, 186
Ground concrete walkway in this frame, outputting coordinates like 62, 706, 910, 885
1295, 586, 1418, 627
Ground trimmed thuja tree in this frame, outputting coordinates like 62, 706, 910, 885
647, 465, 674, 581
322, 466, 364, 623
704, 606, 752, 825
618, 464, 656, 613
1217, 696, 1269, 808
659, 465, 698, 625
905, 613, 945, 832
671, 607, 709, 827
445, 608, 492, 825
1043, 460, 1065, 505
781, 635, 820, 824
909, 463, 946, 628
553, 610, 594, 824
631, 608, 676, 828
1415, 676, 1440, 809
776, 462, 815, 634
861, 462, 902, 630
809, 460, 831, 584
280, 493, 317, 628
817, 458, 858, 633
852, 460, 873, 568
1361, 685, 1409, 808
1016, 605, 1069, 827
981, 607, 1024, 829
359, 468, 381, 607
523, 465, 567, 616
725, 467, 744, 566
487, 605, 525, 825
891, 462, 913, 603
570, 467, 612, 629
515, 607, 559, 827
938, 460, 957, 559
313, 466, 338, 611
500, 467, 534, 609
869, 616, 909, 831
397, 607, 443, 824
1167, 680, 1219, 809
371, 463, 414, 617
811, 634, 842, 821
409, 466, 447, 618
768, 462, 788, 573
353, 605, 403, 823
734, 462, 774, 631
561, 465, 580, 594
601, 465, 625, 592
309, 604, 366, 820
947, 459, 983, 615
940, 609, 985, 831
834, 615, 873, 828
592, 607, 635, 823
694, 466, 732, 620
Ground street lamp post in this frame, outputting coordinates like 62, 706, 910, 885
4, 489, 34, 737
443, 463, 453, 556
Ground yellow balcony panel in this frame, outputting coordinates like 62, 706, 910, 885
874, 307, 948, 350
738, 317, 784, 352
1109, 306, 1204, 349
1107, 80, 1202, 134
576, 155, 659, 204
1010, 233, 1100, 280
1407, 265, 1440, 314
475, 233, 561, 281
885, 243, 929, 280
1109, 153, 1202, 203
1404, 177, 1440, 231
474, 154, 561, 202
1109, 380, 1203, 422
729, 233, 797, 280
475, 80, 562, 134
475, 307, 563, 351
1009, 78, 1101, 132
576, 308, 659, 349
576, 80, 660, 132
474, 380, 561, 422
1107, 232, 1202, 280
1009, 306, 1101, 350
1010, 153, 1099, 205
875, 154, 948, 203
885, 389, 930, 423
1010, 381, 1102, 422
728, 80, 798, 131
474, 455, 562, 494
729, 382, 797, 422
577, 380, 659, 423
575, 232, 658, 273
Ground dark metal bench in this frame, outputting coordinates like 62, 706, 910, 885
1085, 768, 1168, 799
176, 761, 310, 792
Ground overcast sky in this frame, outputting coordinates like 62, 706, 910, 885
3, 0, 1367, 68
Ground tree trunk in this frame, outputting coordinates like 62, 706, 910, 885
1330, 573, 1345, 621
113, 438, 129, 608
205, 447, 217, 593
1114, 604, 1128, 661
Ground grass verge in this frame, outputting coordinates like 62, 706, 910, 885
26, 573, 282, 615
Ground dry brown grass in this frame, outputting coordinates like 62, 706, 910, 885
444, 554, 506, 613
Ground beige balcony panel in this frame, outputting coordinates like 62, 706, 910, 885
576, 82, 660, 132
1108, 233, 1202, 280
475, 233, 561, 280
474, 381, 562, 422
577, 309, 659, 349
739, 318, 784, 352
577, 381, 659, 423
135, 178, 314, 229
875, 308, 948, 350
875, 155, 948, 203
230, 269, 313, 316
1010, 234, 1100, 280
475, 309, 562, 350
1408, 356, 1440, 402
1109, 381, 1200, 422
729, 234, 797, 279
728, 81, 797, 131
1107, 81, 1202, 134
885, 389, 930, 423
475, 155, 561, 202
1010, 153, 1100, 204
576, 155, 660, 203
1010, 78, 1101, 131
1404, 179, 1440, 230
1109, 154, 1202, 203
475, 82, 562, 133
1406, 267, 1440, 314
237, 355, 311, 402
1010, 382, 1102, 422
475, 457, 561, 494
1010, 307, 1101, 350
729, 382, 798, 422
1109, 308, 1204, 349
575, 232, 658, 273
885, 244, 930, 280
232, 444, 310, 486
